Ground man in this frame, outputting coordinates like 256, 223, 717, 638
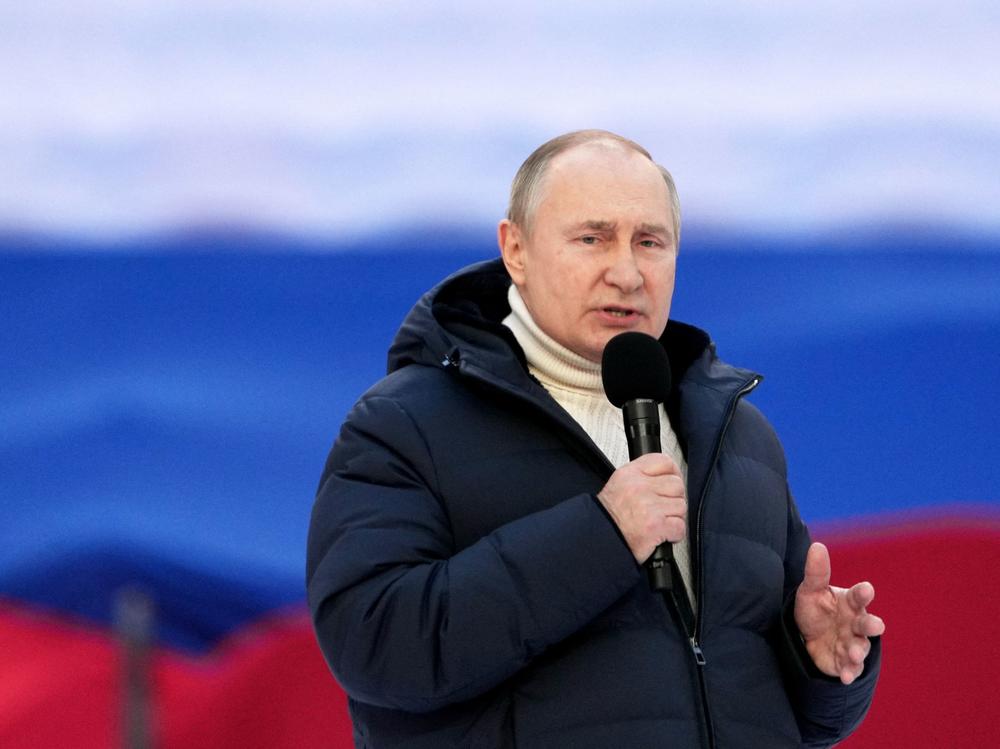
307, 130, 883, 748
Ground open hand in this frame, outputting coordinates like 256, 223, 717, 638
794, 542, 886, 685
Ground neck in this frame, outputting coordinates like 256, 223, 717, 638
502, 284, 604, 394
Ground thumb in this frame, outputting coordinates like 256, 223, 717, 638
800, 542, 831, 595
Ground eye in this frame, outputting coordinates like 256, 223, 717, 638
580, 235, 599, 245
638, 239, 661, 248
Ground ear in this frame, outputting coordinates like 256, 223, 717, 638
498, 219, 527, 286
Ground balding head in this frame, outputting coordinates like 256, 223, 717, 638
506, 129, 681, 247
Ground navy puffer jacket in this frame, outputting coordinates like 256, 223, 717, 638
307, 259, 880, 748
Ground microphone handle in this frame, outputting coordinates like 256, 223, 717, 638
623, 399, 661, 461
622, 400, 684, 596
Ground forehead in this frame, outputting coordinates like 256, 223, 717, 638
536, 142, 670, 224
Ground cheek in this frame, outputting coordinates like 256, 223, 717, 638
545, 262, 589, 305
648, 265, 676, 323
662, 275, 676, 309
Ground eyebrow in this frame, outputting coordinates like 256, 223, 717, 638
570, 220, 616, 232
568, 220, 670, 236
635, 222, 670, 238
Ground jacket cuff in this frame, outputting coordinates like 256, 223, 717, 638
589, 494, 641, 569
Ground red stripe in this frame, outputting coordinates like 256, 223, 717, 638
2, 517, 998, 747
819, 518, 1000, 747
0, 604, 351, 748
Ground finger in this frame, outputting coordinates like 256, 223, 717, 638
840, 663, 864, 685
652, 495, 686, 517
847, 640, 870, 665
854, 613, 885, 638
839, 644, 869, 684
658, 515, 686, 544
847, 581, 875, 611
652, 474, 687, 499
800, 542, 831, 594
634, 453, 681, 477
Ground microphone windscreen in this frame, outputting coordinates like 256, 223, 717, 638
601, 332, 672, 407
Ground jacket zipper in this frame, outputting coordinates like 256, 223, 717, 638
449, 354, 762, 747
689, 374, 761, 749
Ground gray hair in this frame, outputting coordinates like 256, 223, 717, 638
506, 129, 681, 247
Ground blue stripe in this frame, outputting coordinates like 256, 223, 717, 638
2, 228, 997, 649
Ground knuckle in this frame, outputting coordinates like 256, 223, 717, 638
665, 516, 686, 540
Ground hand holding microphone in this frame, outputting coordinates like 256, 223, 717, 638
598, 332, 688, 597
596, 452, 687, 565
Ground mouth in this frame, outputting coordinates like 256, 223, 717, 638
601, 307, 639, 319
599, 305, 641, 321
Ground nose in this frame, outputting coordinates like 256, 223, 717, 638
603, 242, 643, 294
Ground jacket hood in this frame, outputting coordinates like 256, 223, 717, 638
386, 259, 529, 384
389, 257, 739, 381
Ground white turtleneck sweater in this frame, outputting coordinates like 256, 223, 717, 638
501, 283, 694, 602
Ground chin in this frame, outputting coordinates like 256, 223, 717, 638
583, 338, 614, 364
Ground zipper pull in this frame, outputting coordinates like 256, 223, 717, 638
690, 638, 707, 666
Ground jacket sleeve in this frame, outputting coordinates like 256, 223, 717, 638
306, 393, 642, 713
774, 488, 882, 748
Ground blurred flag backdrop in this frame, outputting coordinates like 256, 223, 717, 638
2, 2, 999, 746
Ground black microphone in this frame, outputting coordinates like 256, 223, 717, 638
601, 332, 681, 594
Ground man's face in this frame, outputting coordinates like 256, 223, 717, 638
499, 143, 677, 363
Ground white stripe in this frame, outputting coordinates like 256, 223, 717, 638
1, 2, 998, 236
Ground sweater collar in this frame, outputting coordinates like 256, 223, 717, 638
501, 284, 605, 395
